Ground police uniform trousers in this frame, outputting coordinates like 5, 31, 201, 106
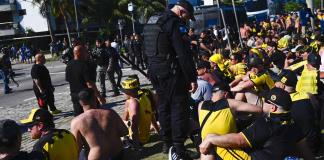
150, 72, 190, 147
107, 69, 119, 95
97, 65, 108, 96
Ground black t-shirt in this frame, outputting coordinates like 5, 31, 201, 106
241, 115, 304, 160
87, 60, 97, 82
8, 151, 44, 160
31, 64, 53, 91
291, 99, 317, 139
65, 60, 91, 94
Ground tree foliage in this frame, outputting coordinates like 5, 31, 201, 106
284, 1, 302, 12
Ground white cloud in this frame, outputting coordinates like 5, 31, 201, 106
18, 0, 48, 32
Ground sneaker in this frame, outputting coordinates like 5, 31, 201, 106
50, 109, 62, 114
169, 146, 194, 160
169, 146, 178, 160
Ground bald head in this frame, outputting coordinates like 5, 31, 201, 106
73, 45, 88, 60
35, 53, 45, 64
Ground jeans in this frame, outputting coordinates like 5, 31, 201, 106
0, 69, 10, 93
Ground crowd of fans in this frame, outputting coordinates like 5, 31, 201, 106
0, 4, 324, 160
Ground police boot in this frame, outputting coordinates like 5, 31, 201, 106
170, 143, 193, 160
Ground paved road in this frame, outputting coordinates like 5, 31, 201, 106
0, 60, 151, 152
0, 61, 67, 107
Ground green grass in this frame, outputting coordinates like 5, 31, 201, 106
124, 134, 197, 160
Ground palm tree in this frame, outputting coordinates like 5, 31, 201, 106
33, 0, 74, 45
50, 0, 74, 45
118, 0, 165, 23
35, 0, 55, 42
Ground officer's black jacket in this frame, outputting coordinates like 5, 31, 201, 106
159, 10, 197, 84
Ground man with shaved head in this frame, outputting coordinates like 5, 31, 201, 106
71, 88, 128, 160
66, 45, 106, 116
31, 53, 61, 114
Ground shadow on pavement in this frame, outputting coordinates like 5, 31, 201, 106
101, 99, 126, 109
140, 134, 164, 159
53, 111, 74, 119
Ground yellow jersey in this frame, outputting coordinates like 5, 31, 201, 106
199, 99, 237, 140
128, 94, 153, 144
296, 66, 319, 95
249, 71, 275, 93
199, 99, 251, 160
33, 129, 79, 160
231, 62, 247, 79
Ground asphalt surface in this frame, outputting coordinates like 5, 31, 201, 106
0, 60, 67, 107
0, 59, 151, 152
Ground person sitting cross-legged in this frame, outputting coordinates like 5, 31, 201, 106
121, 78, 159, 148
199, 88, 314, 160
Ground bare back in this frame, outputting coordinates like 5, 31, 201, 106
71, 109, 127, 160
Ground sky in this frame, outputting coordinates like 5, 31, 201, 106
17, 0, 48, 32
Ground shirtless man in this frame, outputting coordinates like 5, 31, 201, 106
71, 88, 128, 160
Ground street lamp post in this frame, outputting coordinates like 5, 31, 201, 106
128, 2, 136, 34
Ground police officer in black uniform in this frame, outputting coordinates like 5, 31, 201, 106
105, 38, 120, 96
144, 0, 197, 159
91, 38, 110, 97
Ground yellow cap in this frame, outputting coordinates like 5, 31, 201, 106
209, 53, 223, 64
20, 108, 39, 124
121, 78, 139, 91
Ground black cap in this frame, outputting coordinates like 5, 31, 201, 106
196, 60, 211, 70
176, 0, 196, 21
265, 87, 292, 111
0, 119, 21, 149
20, 109, 54, 128
307, 53, 321, 69
278, 69, 298, 87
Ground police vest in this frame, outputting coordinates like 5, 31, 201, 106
199, 99, 237, 140
128, 94, 153, 144
143, 14, 180, 64
296, 66, 319, 95
33, 129, 78, 160
92, 47, 109, 66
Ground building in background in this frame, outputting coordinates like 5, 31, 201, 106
0, 0, 23, 36
0, 0, 57, 38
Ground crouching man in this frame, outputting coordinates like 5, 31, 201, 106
71, 88, 128, 160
